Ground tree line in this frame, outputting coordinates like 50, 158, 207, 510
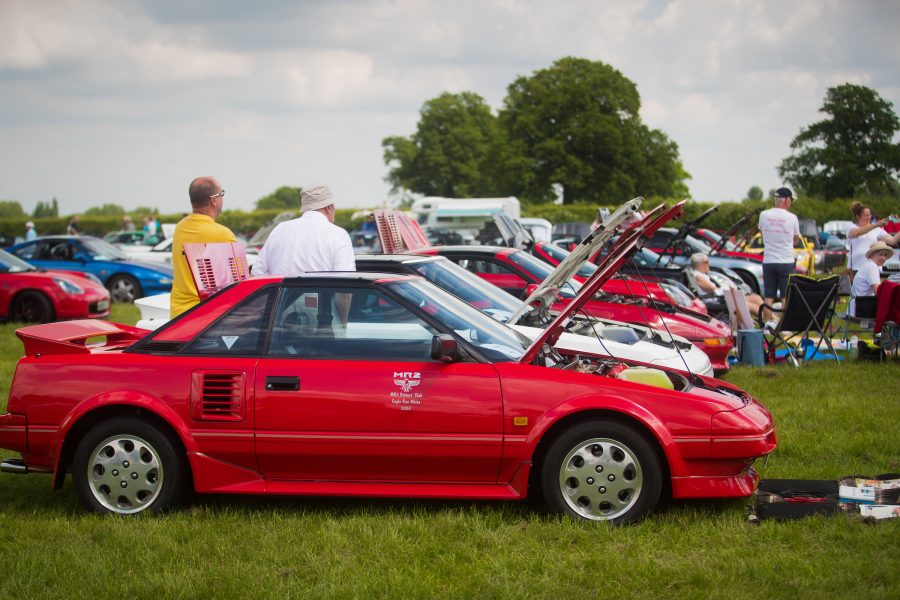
382, 58, 899, 205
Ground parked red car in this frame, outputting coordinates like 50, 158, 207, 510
0, 199, 775, 523
0, 249, 110, 323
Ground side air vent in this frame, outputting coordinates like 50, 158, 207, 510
190, 371, 245, 421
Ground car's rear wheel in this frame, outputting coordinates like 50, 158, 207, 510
72, 418, 187, 515
734, 270, 760, 295
541, 420, 662, 524
108, 275, 142, 303
10, 291, 54, 323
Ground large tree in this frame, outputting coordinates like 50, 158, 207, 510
499, 57, 689, 204
778, 83, 900, 199
255, 186, 302, 211
0, 200, 25, 218
383, 92, 509, 197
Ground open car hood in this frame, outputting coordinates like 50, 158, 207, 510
656, 205, 716, 261
708, 207, 762, 255
519, 200, 686, 365
506, 198, 643, 325
491, 211, 534, 251
374, 209, 431, 253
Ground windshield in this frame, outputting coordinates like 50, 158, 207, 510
387, 278, 529, 362
81, 237, 128, 260
698, 229, 737, 252
507, 250, 582, 299
0, 249, 37, 273
539, 242, 597, 278
684, 234, 713, 254
408, 258, 522, 323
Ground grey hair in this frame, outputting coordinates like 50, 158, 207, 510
690, 252, 709, 267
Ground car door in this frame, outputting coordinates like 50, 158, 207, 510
254, 283, 504, 484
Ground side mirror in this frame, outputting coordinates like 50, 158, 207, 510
431, 334, 459, 362
524, 283, 539, 298
74, 253, 90, 263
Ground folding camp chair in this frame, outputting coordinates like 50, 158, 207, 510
834, 271, 877, 343
757, 274, 840, 367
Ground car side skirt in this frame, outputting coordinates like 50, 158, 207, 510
187, 452, 532, 499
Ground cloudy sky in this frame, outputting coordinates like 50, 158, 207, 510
1, 0, 898, 216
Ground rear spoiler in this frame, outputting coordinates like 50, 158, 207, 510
16, 319, 148, 357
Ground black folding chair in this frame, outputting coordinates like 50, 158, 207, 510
757, 274, 840, 367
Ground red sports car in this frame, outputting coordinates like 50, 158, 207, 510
0, 249, 110, 323
0, 200, 774, 523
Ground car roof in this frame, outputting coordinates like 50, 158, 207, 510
353, 254, 443, 265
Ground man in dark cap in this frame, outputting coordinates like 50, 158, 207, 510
757, 187, 800, 319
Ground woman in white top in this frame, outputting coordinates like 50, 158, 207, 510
847, 201, 900, 271
689, 253, 764, 316
850, 241, 894, 316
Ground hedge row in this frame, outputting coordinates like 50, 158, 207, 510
525, 196, 900, 231
0, 208, 367, 242
3, 197, 898, 242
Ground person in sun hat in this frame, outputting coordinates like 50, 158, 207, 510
253, 184, 355, 277
25, 221, 37, 241
758, 187, 800, 319
850, 240, 895, 316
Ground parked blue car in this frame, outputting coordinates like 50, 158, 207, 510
6, 236, 174, 303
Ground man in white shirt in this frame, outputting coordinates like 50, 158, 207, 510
758, 187, 800, 318
253, 184, 356, 276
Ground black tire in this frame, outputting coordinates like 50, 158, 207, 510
734, 270, 760, 295
107, 275, 142, 303
72, 417, 187, 515
540, 420, 662, 524
10, 291, 54, 323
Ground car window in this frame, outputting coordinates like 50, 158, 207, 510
268, 286, 438, 360
185, 289, 275, 355
81, 237, 128, 260
47, 240, 74, 261
12, 242, 39, 260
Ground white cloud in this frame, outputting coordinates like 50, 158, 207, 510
0, 0, 898, 212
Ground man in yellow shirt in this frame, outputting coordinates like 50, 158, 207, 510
170, 176, 237, 318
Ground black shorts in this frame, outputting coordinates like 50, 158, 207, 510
763, 262, 795, 299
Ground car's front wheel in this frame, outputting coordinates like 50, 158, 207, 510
541, 420, 662, 524
10, 291, 54, 323
72, 417, 187, 515
107, 275, 142, 303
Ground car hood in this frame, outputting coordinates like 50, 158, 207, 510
123, 259, 174, 276
511, 324, 713, 377
506, 198, 644, 326
519, 200, 686, 365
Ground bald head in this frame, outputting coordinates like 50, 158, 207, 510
189, 177, 219, 209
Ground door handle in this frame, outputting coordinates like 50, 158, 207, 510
265, 376, 300, 391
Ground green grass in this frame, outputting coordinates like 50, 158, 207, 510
0, 306, 898, 598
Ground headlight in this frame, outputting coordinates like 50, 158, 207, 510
53, 277, 84, 295
702, 337, 731, 347
84, 273, 103, 285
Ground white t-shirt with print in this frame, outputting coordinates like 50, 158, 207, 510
758, 208, 799, 264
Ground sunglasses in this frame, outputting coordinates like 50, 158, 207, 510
209, 189, 225, 199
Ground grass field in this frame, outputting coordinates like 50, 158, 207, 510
0, 305, 898, 598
